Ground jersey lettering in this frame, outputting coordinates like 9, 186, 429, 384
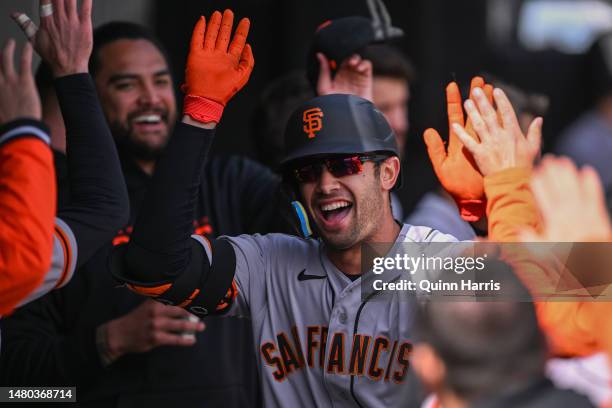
260, 326, 411, 383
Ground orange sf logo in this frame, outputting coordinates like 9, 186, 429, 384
303, 108, 324, 139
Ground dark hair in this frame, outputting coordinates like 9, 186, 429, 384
414, 260, 546, 401
251, 70, 315, 170
359, 44, 416, 82
90, 21, 171, 79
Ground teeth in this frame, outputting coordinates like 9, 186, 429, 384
133, 114, 161, 124
321, 201, 351, 212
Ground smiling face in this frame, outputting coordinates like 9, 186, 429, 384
93, 39, 177, 161
298, 158, 395, 250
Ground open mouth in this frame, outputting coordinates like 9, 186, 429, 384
318, 200, 353, 227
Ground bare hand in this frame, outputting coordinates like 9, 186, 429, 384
0, 40, 41, 123
104, 299, 206, 360
453, 87, 542, 176
520, 155, 612, 242
12, 0, 93, 77
316, 53, 373, 102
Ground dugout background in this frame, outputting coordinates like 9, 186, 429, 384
0, 0, 596, 214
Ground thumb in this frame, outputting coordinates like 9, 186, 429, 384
424, 128, 447, 173
526, 117, 543, 153
316, 52, 332, 95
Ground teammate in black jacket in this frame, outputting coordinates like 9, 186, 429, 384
0, 15, 287, 408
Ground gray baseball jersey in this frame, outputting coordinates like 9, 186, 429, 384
193, 223, 458, 407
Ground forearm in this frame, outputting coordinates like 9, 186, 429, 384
124, 120, 216, 284
0, 120, 56, 315
54, 74, 129, 268
484, 167, 539, 242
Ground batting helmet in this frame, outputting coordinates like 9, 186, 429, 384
282, 93, 400, 165
280, 94, 401, 237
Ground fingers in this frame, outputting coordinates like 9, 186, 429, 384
51, 0, 65, 21
19, 42, 34, 79
215, 9, 234, 52
190, 16, 206, 50
423, 128, 447, 171
483, 84, 494, 104
152, 331, 197, 347
40, 0, 54, 19
316, 52, 332, 93
469, 76, 484, 98
356, 58, 372, 74
580, 165, 607, 208
153, 316, 206, 333
228, 17, 250, 58
463, 98, 490, 143
64, 0, 77, 19
526, 116, 543, 154
79, 0, 92, 23
1, 39, 16, 79
452, 123, 481, 155
492, 88, 521, 134
204, 10, 222, 51
12, 13, 39, 41
238, 43, 254, 75
472, 87, 498, 134
446, 82, 465, 129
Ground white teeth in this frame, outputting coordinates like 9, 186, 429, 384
321, 201, 351, 212
133, 114, 161, 124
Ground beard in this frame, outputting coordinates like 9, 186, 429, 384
111, 108, 173, 162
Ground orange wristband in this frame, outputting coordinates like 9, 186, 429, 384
183, 95, 224, 124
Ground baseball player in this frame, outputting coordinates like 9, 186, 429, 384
112, 11, 542, 407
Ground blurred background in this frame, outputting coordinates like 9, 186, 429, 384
1, 0, 611, 213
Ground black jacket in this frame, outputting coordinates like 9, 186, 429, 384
0, 140, 290, 407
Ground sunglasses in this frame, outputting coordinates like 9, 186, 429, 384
292, 154, 389, 183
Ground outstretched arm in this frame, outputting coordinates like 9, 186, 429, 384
0, 40, 56, 316
113, 10, 254, 315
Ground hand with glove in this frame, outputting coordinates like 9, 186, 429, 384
182, 9, 254, 125
424, 77, 494, 222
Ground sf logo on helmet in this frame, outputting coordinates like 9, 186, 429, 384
303, 107, 324, 139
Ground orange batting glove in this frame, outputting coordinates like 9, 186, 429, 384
183, 10, 254, 124
424, 77, 493, 222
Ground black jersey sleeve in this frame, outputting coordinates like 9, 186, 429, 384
54, 74, 130, 268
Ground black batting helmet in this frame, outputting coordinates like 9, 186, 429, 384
281, 93, 401, 188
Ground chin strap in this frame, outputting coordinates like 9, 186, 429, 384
291, 201, 313, 238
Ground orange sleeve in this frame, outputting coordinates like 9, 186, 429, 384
484, 167, 609, 357
0, 133, 56, 316
484, 167, 539, 242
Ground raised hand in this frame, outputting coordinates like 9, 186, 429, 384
0, 40, 41, 123
520, 156, 611, 242
183, 9, 254, 124
424, 77, 494, 221
453, 86, 542, 177
316, 53, 373, 102
12, 0, 93, 77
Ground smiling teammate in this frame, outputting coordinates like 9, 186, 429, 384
112, 10, 542, 407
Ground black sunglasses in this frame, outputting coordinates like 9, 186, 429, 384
292, 154, 389, 183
